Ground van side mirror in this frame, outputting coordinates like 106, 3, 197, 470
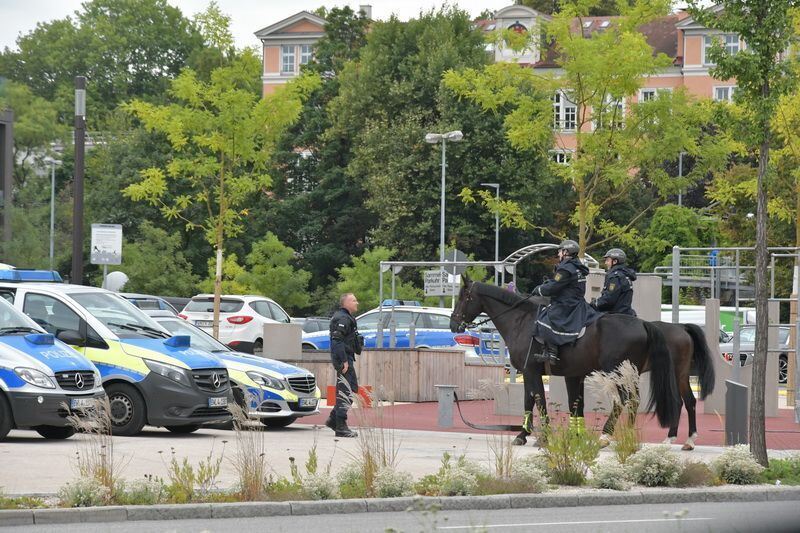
57, 329, 86, 347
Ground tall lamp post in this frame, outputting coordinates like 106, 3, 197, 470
43, 157, 61, 271
481, 182, 500, 285
425, 130, 463, 306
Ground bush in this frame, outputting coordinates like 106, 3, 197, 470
374, 468, 415, 498
762, 455, 800, 485
439, 466, 479, 496
301, 472, 339, 500
676, 461, 719, 487
626, 445, 681, 487
265, 476, 305, 501
711, 445, 765, 485
591, 459, 632, 491
58, 478, 110, 507
337, 462, 368, 498
510, 455, 548, 493
118, 477, 166, 505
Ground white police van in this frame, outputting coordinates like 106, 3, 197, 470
0, 278, 105, 440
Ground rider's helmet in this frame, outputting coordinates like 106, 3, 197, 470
603, 248, 627, 264
558, 239, 580, 256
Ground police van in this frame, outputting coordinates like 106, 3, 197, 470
0, 270, 231, 436
0, 293, 105, 441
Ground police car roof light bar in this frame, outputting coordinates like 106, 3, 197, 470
0, 269, 63, 283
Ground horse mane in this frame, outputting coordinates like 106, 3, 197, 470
472, 282, 542, 311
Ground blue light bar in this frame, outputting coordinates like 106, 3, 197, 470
164, 335, 191, 348
25, 333, 55, 345
381, 299, 422, 307
0, 269, 63, 282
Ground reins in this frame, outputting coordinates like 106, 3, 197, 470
458, 285, 544, 330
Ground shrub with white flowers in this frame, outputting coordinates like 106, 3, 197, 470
301, 472, 339, 500
711, 445, 765, 485
626, 444, 681, 487
374, 467, 415, 498
591, 459, 632, 491
511, 455, 548, 492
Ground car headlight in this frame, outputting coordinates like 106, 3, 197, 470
246, 371, 285, 390
144, 359, 191, 387
15, 367, 55, 389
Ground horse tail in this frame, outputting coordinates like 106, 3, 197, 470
643, 321, 680, 428
683, 323, 716, 400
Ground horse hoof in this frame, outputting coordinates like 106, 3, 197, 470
599, 434, 612, 448
512, 437, 527, 446
682, 442, 695, 451
663, 437, 677, 445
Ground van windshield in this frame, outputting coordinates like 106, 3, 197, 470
0, 298, 41, 334
71, 292, 169, 339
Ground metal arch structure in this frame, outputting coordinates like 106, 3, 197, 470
502, 243, 600, 286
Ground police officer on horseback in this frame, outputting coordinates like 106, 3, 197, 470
592, 248, 637, 317
531, 239, 601, 365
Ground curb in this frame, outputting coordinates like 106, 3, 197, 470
2, 486, 799, 527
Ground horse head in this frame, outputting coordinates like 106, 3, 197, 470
450, 275, 483, 333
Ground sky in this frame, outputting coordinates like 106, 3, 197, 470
0, 0, 514, 51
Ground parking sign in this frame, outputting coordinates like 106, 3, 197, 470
90, 224, 123, 265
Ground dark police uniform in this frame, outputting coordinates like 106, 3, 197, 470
533, 257, 602, 347
329, 307, 362, 424
593, 264, 637, 316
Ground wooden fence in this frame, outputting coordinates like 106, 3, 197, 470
274, 349, 504, 402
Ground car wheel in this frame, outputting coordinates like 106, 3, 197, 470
165, 424, 200, 434
259, 416, 297, 428
253, 338, 263, 355
779, 354, 788, 384
35, 426, 76, 439
0, 394, 12, 441
106, 383, 147, 436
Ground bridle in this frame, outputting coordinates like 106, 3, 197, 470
451, 282, 541, 331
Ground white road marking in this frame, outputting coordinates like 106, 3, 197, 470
437, 517, 713, 529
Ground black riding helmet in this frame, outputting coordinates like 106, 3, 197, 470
558, 239, 580, 256
603, 248, 627, 263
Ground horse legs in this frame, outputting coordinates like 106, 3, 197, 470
681, 380, 698, 451
513, 366, 547, 446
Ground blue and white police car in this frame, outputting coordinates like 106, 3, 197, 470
0, 285, 105, 441
300, 303, 486, 360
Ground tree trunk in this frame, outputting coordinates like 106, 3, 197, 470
750, 103, 770, 467
212, 241, 223, 340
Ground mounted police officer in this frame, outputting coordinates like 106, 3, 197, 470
592, 248, 637, 317
531, 239, 601, 364
325, 293, 363, 438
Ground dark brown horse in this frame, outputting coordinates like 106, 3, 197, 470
450, 280, 681, 445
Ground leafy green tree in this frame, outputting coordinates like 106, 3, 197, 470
198, 253, 250, 295
688, 0, 800, 466
518, 0, 631, 15
334, 248, 421, 311
123, 52, 320, 336
107, 222, 198, 296
264, 7, 371, 290
239, 233, 311, 313
446, 0, 730, 254
637, 204, 718, 272
0, 81, 66, 189
0, 0, 204, 122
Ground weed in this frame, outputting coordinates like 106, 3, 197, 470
0, 489, 46, 510
229, 399, 269, 500
117, 476, 166, 505
58, 478, 110, 507
374, 467, 415, 498
627, 444, 681, 487
352, 387, 401, 497
676, 461, 720, 487
65, 397, 125, 500
762, 455, 800, 485
540, 415, 601, 485
591, 459, 632, 491
161, 441, 224, 503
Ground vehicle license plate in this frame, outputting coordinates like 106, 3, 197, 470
208, 397, 228, 408
70, 397, 94, 409
299, 398, 317, 408
195, 320, 213, 327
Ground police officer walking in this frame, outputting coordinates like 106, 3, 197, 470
325, 293, 362, 438
592, 248, 637, 316
531, 240, 601, 364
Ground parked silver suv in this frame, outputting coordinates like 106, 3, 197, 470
719, 325, 790, 384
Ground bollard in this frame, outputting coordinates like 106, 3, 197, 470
725, 380, 749, 445
435, 384, 458, 428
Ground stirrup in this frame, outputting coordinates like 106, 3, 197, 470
532, 349, 559, 364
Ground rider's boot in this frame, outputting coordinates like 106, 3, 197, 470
532, 343, 559, 364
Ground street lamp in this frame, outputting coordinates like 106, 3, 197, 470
481, 182, 500, 285
43, 157, 61, 271
425, 130, 463, 267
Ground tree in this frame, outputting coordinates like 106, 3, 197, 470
688, 0, 800, 466
0, 0, 204, 122
518, 0, 632, 15
638, 204, 719, 272
446, 0, 729, 254
0, 81, 66, 189
123, 52, 320, 337
335, 248, 421, 311
107, 222, 198, 296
